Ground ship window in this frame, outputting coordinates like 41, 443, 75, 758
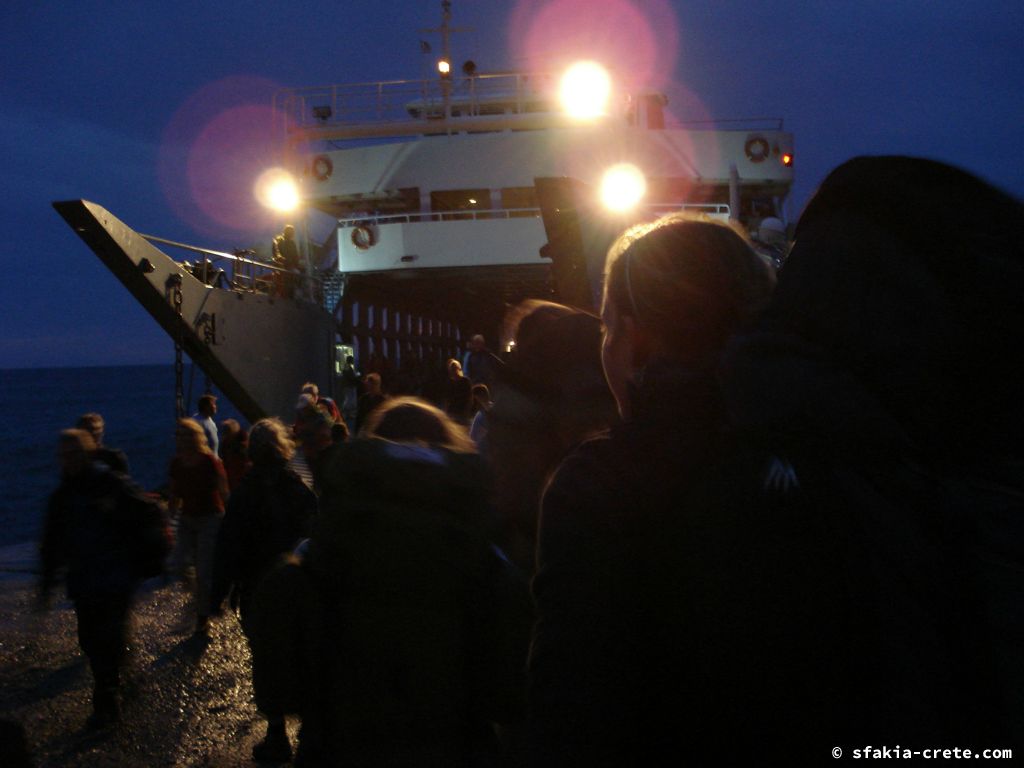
431, 189, 490, 221
501, 187, 539, 218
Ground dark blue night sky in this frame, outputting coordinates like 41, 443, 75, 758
2, 0, 1022, 368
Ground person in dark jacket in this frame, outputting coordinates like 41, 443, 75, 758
39, 429, 147, 729
76, 412, 129, 474
462, 333, 503, 388
210, 417, 317, 764
485, 299, 617, 571
721, 156, 1024, 749
251, 397, 532, 767
355, 372, 387, 434
527, 214, 820, 764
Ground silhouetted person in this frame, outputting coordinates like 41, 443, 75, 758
722, 156, 1024, 750
273, 224, 302, 298
250, 398, 531, 766
211, 418, 317, 764
192, 394, 219, 457
528, 215, 780, 764
444, 358, 473, 425
168, 418, 228, 636
76, 412, 129, 474
462, 333, 502, 388
300, 381, 348, 442
218, 418, 249, 492
355, 372, 386, 434
485, 300, 617, 570
339, 355, 361, 427
468, 383, 492, 451
39, 429, 151, 728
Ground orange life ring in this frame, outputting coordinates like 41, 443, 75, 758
351, 225, 375, 250
744, 136, 771, 163
312, 155, 333, 181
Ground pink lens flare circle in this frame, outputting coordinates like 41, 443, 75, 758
508, 0, 679, 92
158, 76, 294, 239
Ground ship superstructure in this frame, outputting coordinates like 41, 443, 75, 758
55, 5, 794, 421
276, 57, 793, 356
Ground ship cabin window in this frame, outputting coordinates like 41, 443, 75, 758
501, 187, 539, 218
431, 189, 491, 221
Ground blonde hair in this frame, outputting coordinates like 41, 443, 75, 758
605, 213, 775, 364
363, 396, 475, 453
175, 418, 211, 455
248, 417, 295, 464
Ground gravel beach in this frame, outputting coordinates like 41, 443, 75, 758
0, 553, 297, 767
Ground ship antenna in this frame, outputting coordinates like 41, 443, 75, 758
441, 0, 452, 67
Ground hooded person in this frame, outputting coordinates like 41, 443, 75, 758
485, 300, 618, 570
722, 156, 1024, 748
249, 398, 532, 766
210, 417, 318, 763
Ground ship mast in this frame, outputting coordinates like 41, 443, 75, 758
421, 0, 469, 123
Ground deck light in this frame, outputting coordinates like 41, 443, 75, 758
560, 61, 611, 120
255, 168, 300, 213
438, 59, 451, 77
782, 153, 794, 167
600, 163, 646, 212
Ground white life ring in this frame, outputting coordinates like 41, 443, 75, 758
744, 136, 771, 163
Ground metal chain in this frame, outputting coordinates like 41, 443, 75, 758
170, 275, 185, 419
202, 314, 214, 394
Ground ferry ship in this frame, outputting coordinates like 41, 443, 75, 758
54, 3, 794, 422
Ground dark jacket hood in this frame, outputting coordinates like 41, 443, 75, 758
724, 155, 1024, 471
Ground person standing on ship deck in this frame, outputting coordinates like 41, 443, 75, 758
272, 224, 303, 299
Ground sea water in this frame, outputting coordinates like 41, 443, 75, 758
0, 365, 245, 548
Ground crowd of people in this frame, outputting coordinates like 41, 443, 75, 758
35, 157, 1023, 764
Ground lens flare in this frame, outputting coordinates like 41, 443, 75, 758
600, 163, 646, 212
255, 168, 300, 212
560, 61, 612, 119
509, 0, 678, 92
158, 75, 293, 239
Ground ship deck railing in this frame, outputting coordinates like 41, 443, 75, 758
275, 75, 785, 136
275, 73, 558, 134
336, 202, 731, 227
141, 233, 323, 300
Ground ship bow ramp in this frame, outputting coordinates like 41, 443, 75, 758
53, 200, 334, 422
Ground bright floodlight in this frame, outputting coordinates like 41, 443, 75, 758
560, 61, 611, 119
438, 59, 451, 75
600, 163, 646, 212
255, 168, 300, 213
